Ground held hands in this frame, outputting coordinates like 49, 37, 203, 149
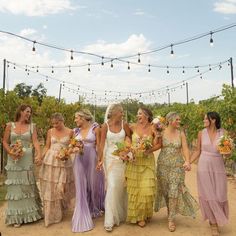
34, 154, 42, 166
96, 160, 103, 171
183, 161, 191, 171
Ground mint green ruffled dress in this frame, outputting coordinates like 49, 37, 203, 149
5, 123, 43, 225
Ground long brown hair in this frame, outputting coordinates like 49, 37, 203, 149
15, 104, 32, 123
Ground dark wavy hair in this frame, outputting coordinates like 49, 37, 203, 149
139, 107, 153, 123
15, 104, 32, 123
206, 111, 221, 129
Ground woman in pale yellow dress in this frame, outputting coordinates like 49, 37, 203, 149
125, 107, 160, 227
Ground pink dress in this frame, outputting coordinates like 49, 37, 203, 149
197, 128, 229, 226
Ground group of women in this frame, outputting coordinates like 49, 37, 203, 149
2, 104, 229, 236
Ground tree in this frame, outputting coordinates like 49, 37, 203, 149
14, 83, 32, 98
31, 83, 47, 105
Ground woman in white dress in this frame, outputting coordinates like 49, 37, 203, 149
97, 104, 131, 232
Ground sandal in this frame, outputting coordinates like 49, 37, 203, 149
210, 224, 219, 236
137, 221, 146, 227
104, 226, 113, 232
13, 223, 21, 228
168, 221, 176, 232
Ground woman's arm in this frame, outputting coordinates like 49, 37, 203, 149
124, 122, 132, 145
2, 123, 13, 156
32, 124, 42, 164
96, 123, 107, 169
94, 127, 101, 151
190, 131, 202, 164
181, 131, 191, 171
41, 129, 52, 159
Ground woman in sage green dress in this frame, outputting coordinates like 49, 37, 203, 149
154, 112, 199, 232
3, 104, 43, 227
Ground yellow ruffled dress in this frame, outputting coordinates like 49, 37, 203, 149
125, 132, 156, 223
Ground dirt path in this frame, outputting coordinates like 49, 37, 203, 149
0, 164, 235, 236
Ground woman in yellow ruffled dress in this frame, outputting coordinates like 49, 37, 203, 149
125, 107, 160, 227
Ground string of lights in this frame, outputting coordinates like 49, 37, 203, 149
1, 22, 236, 63
6, 58, 228, 75
7, 58, 228, 103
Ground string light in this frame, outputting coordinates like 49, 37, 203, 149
170, 44, 174, 56
138, 53, 141, 63
70, 50, 74, 60
32, 41, 36, 52
210, 32, 214, 47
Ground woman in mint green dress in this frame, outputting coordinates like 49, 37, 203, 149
3, 104, 43, 227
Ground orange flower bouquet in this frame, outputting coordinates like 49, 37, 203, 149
112, 141, 135, 162
68, 137, 84, 155
55, 147, 71, 161
135, 136, 153, 152
217, 134, 234, 155
9, 139, 26, 163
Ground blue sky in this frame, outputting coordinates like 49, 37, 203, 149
0, 0, 236, 105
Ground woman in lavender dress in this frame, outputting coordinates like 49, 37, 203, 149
191, 112, 229, 236
72, 109, 105, 233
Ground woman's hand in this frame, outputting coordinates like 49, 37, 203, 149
96, 160, 103, 171
183, 161, 191, 171
34, 154, 42, 166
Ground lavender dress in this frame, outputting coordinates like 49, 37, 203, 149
197, 128, 229, 226
72, 123, 105, 232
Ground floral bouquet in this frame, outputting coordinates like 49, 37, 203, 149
9, 139, 26, 162
131, 136, 153, 157
56, 147, 71, 161
217, 134, 234, 155
68, 137, 84, 155
112, 141, 135, 162
152, 115, 166, 133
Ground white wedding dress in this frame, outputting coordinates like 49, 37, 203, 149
104, 122, 127, 228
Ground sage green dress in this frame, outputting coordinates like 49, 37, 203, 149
155, 132, 199, 220
5, 122, 43, 225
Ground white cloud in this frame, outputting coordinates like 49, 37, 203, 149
134, 9, 145, 16
20, 28, 37, 37
83, 34, 151, 58
214, 0, 236, 14
0, 0, 77, 16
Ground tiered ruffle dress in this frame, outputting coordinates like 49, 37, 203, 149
125, 132, 156, 223
39, 134, 75, 226
5, 123, 43, 225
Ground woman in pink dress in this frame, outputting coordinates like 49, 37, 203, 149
39, 113, 75, 227
191, 112, 229, 236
